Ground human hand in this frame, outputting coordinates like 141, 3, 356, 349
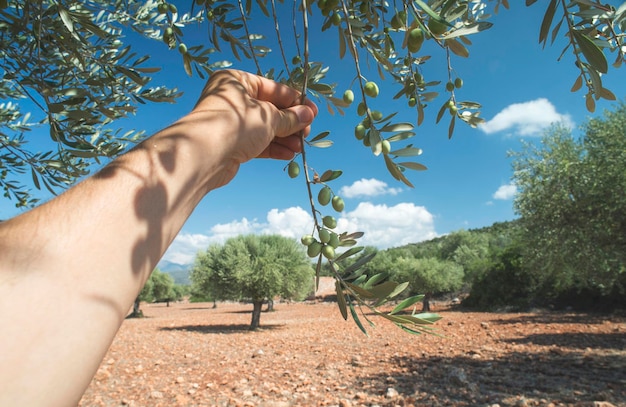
189, 69, 318, 165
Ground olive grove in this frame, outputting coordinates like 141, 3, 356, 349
1, 0, 625, 331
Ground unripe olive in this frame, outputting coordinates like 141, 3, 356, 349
328, 232, 340, 249
354, 124, 366, 140
319, 228, 331, 244
364, 81, 379, 98
322, 215, 337, 229
317, 0, 327, 9
178, 43, 188, 54
343, 89, 354, 104
332, 195, 345, 212
318, 186, 331, 206
390, 11, 406, 30
428, 18, 447, 35
168, 3, 178, 13
454, 77, 463, 89
292, 55, 301, 65
449, 104, 458, 115
288, 161, 300, 178
158, 3, 168, 13
363, 133, 371, 147
301, 234, 315, 246
407, 28, 424, 53
307, 241, 322, 257
362, 116, 371, 129
408, 97, 417, 107
357, 102, 367, 116
331, 12, 342, 25
371, 110, 383, 121
381, 139, 391, 154
164, 27, 174, 37
322, 244, 336, 260
445, 81, 454, 92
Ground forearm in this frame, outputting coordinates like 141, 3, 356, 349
0, 118, 231, 407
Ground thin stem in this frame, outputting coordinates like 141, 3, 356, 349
270, 0, 290, 74
237, 0, 262, 75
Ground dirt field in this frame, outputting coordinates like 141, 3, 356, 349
79, 300, 626, 407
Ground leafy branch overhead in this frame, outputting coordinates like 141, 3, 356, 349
1, 0, 624, 333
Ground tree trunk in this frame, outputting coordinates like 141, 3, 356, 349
250, 300, 263, 330
265, 298, 274, 312
128, 297, 143, 318
422, 292, 432, 312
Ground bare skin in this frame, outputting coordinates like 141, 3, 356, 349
0, 70, 318, 407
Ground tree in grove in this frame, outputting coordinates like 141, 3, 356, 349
191, 234, 314, 330
2, 0, 625, 331
511, 103, 626, 304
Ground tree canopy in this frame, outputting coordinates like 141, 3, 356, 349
512, 102, 626, 299
190, 234, 314, 329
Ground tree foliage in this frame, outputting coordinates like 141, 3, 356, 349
190, 234, 314, 330
512, 103, 626, 298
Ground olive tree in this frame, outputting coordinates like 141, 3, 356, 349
191, 234, 314, 330
512, 103, 626, 299
2, 0, 625, 332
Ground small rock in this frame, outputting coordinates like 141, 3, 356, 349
481, 322, 490, 329
386, 387, 399, 398
175, 376, 185, 384
339, 399, 352, 407
150, 391, 163, 399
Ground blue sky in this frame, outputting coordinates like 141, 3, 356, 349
3, 1, 625, 266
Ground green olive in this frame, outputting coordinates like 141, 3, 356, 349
354, 124, 366, 140
318, 186, 331, 206
357, 102, 367, 116
371, 110, 383, 121
307, 241, 322, 257
322, 244, 335, 260
364, 81, 379, 98
178, 43, 188, 54
408, 97, 417, 107
454, 77, 463, 89
301, 235, 315, 246
390, 11, 406, 30
428, 18, 447, 35
158, 3, 169, 13
407, 28, 424, 53
446, 81, 455, 92
287, 161, 300, 178
168, 3, 178, 13
332, 196, 345, 212
328, 232, 340, 249
319, 228, 331, 244
343, 89, 354, 105
322, 215, 337, 229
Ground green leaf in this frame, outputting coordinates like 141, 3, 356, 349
539, 0, 558, 46
571, 30, 608, 74
342, 252, 376, 276
379, 122, 414, 132
390, 147, 423, 157
335, 281, 348, 320
390, 295, 425, 315
319, 170, 343, 182
444, 39, 469, 58
349, 302, 368, 335
364, 272, 389, 289
442, 22, 493, 39
335, 246, 364, 263
309, 140, 333, 148
58, 7, 74, 33
345, 283, 377, 299
399, 161, 427, 171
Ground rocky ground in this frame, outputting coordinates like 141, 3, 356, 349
80, 299, 626, 407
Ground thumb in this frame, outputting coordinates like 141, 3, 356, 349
273, 104, 316, 138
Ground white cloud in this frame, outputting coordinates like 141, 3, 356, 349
161, 208, 313, 265
162, 203, 437, 265
480, 98, 574, 136
337, 202, 437, 249
339, 178, 402, 198
493, 183, 517, 200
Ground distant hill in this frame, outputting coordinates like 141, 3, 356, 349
157, 260, 191, 285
